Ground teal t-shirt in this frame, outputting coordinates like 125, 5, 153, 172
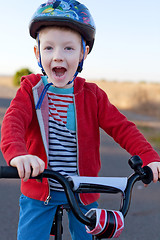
41, 76, 76, 131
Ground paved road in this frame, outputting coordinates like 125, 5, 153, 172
0, 93, 160, 239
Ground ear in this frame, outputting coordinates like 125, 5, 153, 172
34, 45, 40, 62
80, 45, 90, 61
84, 45, 90, 60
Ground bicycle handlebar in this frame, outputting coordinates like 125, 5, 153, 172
0, 156, 156, 228
0, 166, 94, 226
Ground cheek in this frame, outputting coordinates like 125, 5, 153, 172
41, 54, 51, 67
79, 50, 83, 62
69, 52, 81, 66
69, 58, 79, 72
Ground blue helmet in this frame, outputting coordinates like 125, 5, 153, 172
29, 0, 96, 53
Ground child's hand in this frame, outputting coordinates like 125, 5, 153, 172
10, 155, 45, 182
147, 162, 160, 183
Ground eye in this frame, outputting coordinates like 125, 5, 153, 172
65, 46, 74, 51
44, 46, 53, 51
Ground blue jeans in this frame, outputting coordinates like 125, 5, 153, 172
17, 191, 98, 240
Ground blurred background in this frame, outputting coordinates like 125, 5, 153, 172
0, 0, 160, 82
1, 0, 160, 146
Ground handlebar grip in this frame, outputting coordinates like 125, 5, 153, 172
0, 166, 19, 178
141, 166, 153, 184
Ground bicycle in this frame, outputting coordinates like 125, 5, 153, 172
0, 155, 155, 239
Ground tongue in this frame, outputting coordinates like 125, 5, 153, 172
54, 67, 66, 77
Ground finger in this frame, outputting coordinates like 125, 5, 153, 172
147, 162, 160, 183
23, 161, 32, 182
35, 158, 45, 182
17, 161, 25, 179
10, 157, 25, 179
152, 167, 159, 183
30, 157, 45, 177
37, 158, 45, 173
31, 160, 41, 178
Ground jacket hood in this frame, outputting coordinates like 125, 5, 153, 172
21, 74, 86, 94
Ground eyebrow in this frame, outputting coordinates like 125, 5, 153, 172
62, 39, 79, 44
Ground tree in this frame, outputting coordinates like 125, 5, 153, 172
13, 68, 33, 86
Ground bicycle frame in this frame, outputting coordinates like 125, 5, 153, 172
50, 204, 70, 240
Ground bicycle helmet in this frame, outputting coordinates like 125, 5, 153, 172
29, 0, 96, 53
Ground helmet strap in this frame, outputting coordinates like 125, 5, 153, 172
67, 36, 86, 85
37, 33, 46, 75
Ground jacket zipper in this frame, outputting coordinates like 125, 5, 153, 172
44, 163, 51, 205
44, 194, 51, 205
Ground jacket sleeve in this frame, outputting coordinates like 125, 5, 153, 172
1, 77, 35, 165
97, 86, 160, 166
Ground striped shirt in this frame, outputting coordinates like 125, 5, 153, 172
47, 86, 78, 191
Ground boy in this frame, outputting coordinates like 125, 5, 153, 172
1, 0, 160, 239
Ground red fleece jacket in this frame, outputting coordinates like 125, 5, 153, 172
1, 74, 160, 205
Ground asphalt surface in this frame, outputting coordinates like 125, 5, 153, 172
0, 90, 160, 240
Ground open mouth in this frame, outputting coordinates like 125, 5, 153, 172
52, 67, 67, 77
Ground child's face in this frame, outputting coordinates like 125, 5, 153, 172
35, 27, 89, 88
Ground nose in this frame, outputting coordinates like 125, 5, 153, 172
53, 47, 64, 62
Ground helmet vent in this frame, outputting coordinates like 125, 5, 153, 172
52, 1, 61, 9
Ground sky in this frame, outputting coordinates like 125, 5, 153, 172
0, 0, 160, 82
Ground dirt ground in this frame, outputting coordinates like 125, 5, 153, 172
90, 80, 160, 118
1, 76, 160, 114
1, 75, 160, 117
